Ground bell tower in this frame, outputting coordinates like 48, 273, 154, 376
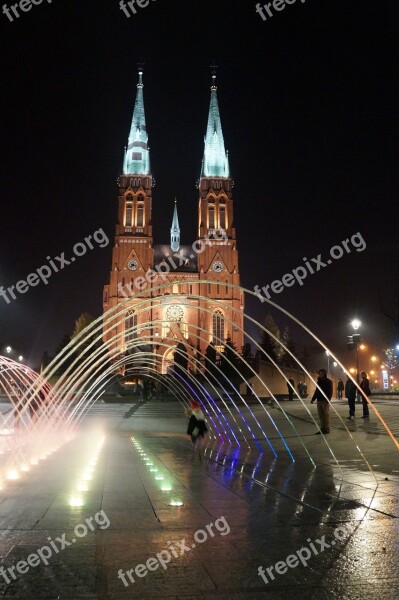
197, 69, 244, 352
103, 67, 154, 350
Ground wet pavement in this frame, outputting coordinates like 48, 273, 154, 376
0, 400, 398, 599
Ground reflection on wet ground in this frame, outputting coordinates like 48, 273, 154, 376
0, 401, 397, 599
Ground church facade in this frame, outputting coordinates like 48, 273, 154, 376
103, 69, 244, 374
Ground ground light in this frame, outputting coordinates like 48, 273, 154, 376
161, 484, 172, 491
169, 500, 184, 507
155, 475, 164, 480
77, 482, 89, 492
69, 496, 84, 507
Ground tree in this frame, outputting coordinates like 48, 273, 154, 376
220, 337, 237, 378
52, 334, 73, 377
299, 345, 312, 371
259, 314, 283, 363
205, 342, 218, 380
241, 343, 252, 361
72, 313, 95, 339
174, 342, 188, 379
379, 286, 399, 336
383, 348, 399, 383
281, 326, 298, 368
219, 338, 255, 389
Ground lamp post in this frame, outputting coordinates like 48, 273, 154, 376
349, 319, 361, 402
326, 350, 330, 377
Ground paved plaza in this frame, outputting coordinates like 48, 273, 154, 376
0, 397, 398, 599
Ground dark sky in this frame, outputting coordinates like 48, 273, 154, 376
1, 0, 398, 368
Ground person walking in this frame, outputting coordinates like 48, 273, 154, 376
186, 399, 208, 456
310, 369, 333, 434
287, 378, 295, 401
337, 378, 344, 399
345, 376, 356, 419
359, 371, 371, 419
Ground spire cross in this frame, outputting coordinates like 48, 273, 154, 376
210, 61, 218, 90
137, 60, 145, 87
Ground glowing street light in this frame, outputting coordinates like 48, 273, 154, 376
326, 350, 330, 376
5, 346, 12, 354
348, 319, 362, 401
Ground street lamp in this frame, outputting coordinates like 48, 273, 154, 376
6, 346, 12, 354
18, 355, 23, 362
348, 319, 362, 402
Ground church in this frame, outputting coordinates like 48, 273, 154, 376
103, 68, 244, 374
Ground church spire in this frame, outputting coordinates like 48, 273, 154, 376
201, 67, 230, 178
170, 200, 180, 252
123, 66, 151, 175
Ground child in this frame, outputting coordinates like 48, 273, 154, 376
186, 399, 208, 455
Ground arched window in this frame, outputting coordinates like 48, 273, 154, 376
219, 206, 226, 229
125, 309, 137, 345
125, 194, 133, 227
136, 203, 144, 227
208, 205, 215, 229
212, 310, 225, 345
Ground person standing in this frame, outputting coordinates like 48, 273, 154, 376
337, 378, 344, 399
287, 378, 295, 401
359, 371, 371, 419
345, 376, 356, 419
310, 369, 333, 434
186, 399, 208, 456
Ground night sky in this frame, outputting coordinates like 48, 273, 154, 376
1, 0, 398, 368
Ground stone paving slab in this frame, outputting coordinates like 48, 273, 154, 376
0, 405, 398, 598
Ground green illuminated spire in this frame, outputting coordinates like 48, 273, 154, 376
201, 71, 230, 178
170, 200, 180, 252
123, 68, 151, 175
